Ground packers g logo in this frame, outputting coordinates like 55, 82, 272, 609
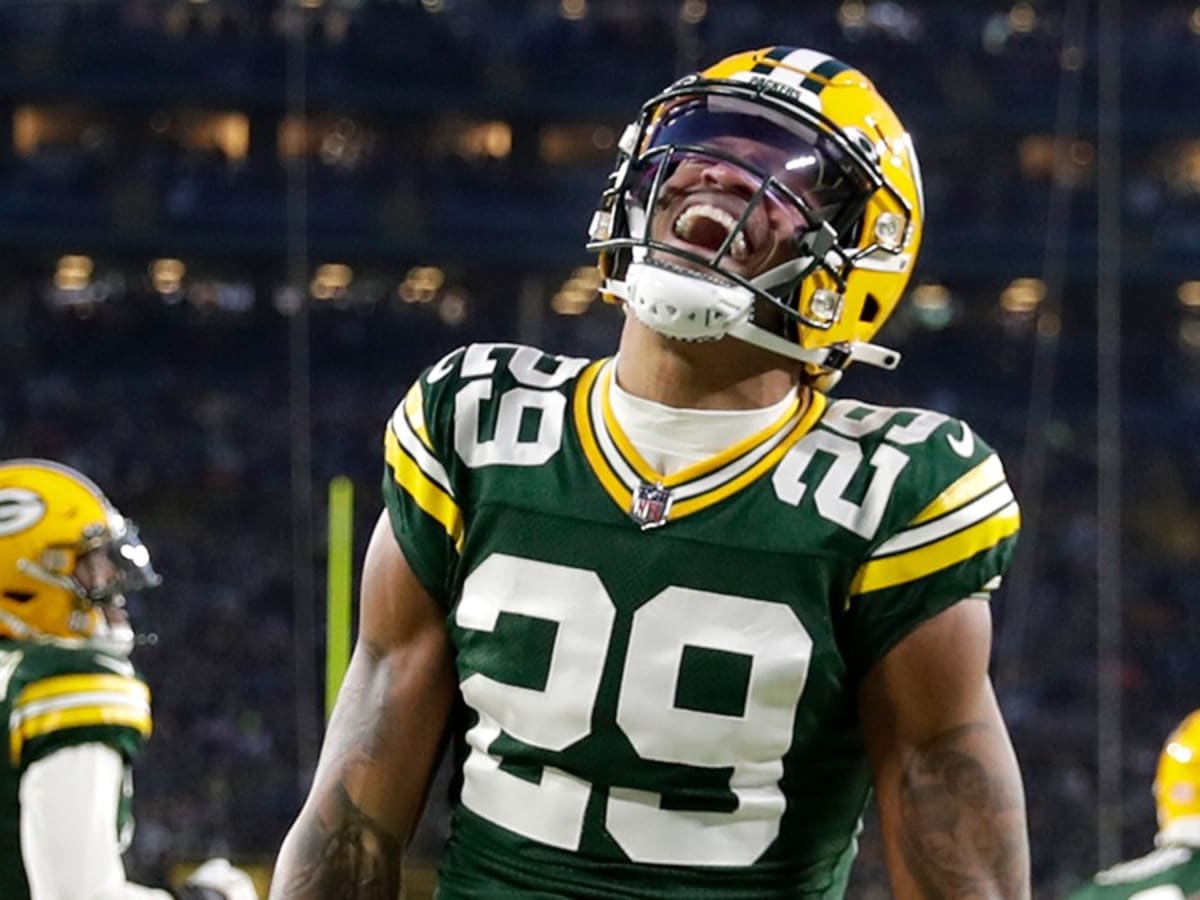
0, 488, 46, 536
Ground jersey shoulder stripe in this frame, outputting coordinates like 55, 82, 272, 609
386, 384, 463, 551
873, 475, 1015, 558
815, 399, 1019, 598
10, 672, 151, 764
911, 453, 1007, 525
850, 495, 1019, 595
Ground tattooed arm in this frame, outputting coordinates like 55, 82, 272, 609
860, 599, 1031, 900
269, 512, 457, 899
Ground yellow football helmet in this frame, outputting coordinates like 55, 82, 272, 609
588, 46, 924, 389
0, 459, 160, 653
1155, 708, 1200, 844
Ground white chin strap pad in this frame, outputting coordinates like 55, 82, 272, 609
607, 261, 903, 380
617, 262, 754, 341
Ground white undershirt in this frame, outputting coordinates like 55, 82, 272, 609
608, 376, 798, 476
20, 744, 172, 900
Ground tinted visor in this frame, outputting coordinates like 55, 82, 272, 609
639, 95, 872, 237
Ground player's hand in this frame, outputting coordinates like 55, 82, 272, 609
175, 857, 259, 900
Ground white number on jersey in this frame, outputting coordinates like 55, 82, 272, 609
455, 553, 812, 865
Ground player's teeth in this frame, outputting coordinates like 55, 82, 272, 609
672, 204, 750, 259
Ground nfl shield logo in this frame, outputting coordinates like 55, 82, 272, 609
630, 481, 673, 530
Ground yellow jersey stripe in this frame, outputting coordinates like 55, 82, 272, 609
872, 483, 1015, 557
14, 674, 148, 707
402, 382, 434, 451
391, 401, 453, 495
575, 359, 830, 524
671, 391, 827, 517
597, 366, 658, 484
911, 454, 1006, 525
11, 704, 152, 765
850, 501, 1021, 596
574, 360, 634, 513
385, 428, 465, 552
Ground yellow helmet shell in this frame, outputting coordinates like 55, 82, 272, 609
1155, 708, 1200, 841
589, 46, 924, 387
705, 48, 924, 375
0, 459, 115, 642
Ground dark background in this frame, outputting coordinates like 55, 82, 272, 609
1, 1, 1198, 895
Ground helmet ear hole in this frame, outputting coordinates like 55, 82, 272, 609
860, 293, 881, 324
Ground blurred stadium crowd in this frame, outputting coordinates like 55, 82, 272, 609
1, 0, 1199, 895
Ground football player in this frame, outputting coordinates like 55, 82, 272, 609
271, 46, 1031, 898
1065, 709, 1200, 899
0, 459, 258, 900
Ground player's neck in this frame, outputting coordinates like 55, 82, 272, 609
614, 316, 806, 411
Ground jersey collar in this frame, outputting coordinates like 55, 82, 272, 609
572, 358, 825, 527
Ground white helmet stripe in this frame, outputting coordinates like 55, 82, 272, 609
774, 48, 842, 80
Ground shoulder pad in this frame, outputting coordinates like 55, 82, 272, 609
9, 643, 151, 767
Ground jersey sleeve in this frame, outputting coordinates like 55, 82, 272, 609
842, 418, 1020, 675
382, 347, 466, 606
8, 646, 152, 771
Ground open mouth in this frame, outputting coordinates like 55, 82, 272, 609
671, 203, 751, 261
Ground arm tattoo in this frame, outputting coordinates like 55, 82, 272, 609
273, 783, 403, 899
273, 643, 405, 899
898, 722, 1028, 899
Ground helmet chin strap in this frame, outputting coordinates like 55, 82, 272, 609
611, 261, 755, 341
609, 260, 902, 378
1157, 817, 1200, 848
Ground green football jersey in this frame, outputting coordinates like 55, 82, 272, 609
0, 638, 152, 900
383, 343, 1020, 899
1065, 845, 1200, 899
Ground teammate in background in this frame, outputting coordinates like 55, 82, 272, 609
1065, 709, 1200, 899
272, 46, 1031, 898
0, 459, 258, 900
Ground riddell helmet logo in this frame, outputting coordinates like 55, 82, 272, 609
0, 488, 46, 537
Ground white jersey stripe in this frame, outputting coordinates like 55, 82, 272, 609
871, 483, 1016, 557
391, 404, 455, 497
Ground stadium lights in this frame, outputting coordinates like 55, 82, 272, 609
54, 255, 94, 292
150, 258, 186, 296
679, 0, 707, 26
399, 266, 445, 304
1009, 1, 1036, 33
837, 0, 867, 29
560, 0, 586, 21
1000, 278, 1046, 313
552, 266, 601, 316
459, 122, 512, 160
438, 288, 469, 326
311, 263, 354, 301
908, 282, 955, 330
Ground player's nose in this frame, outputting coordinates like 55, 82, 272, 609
697, 157, 762, 197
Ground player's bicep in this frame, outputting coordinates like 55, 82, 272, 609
859, 599, 1030, 899
323, 511, 455, 830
